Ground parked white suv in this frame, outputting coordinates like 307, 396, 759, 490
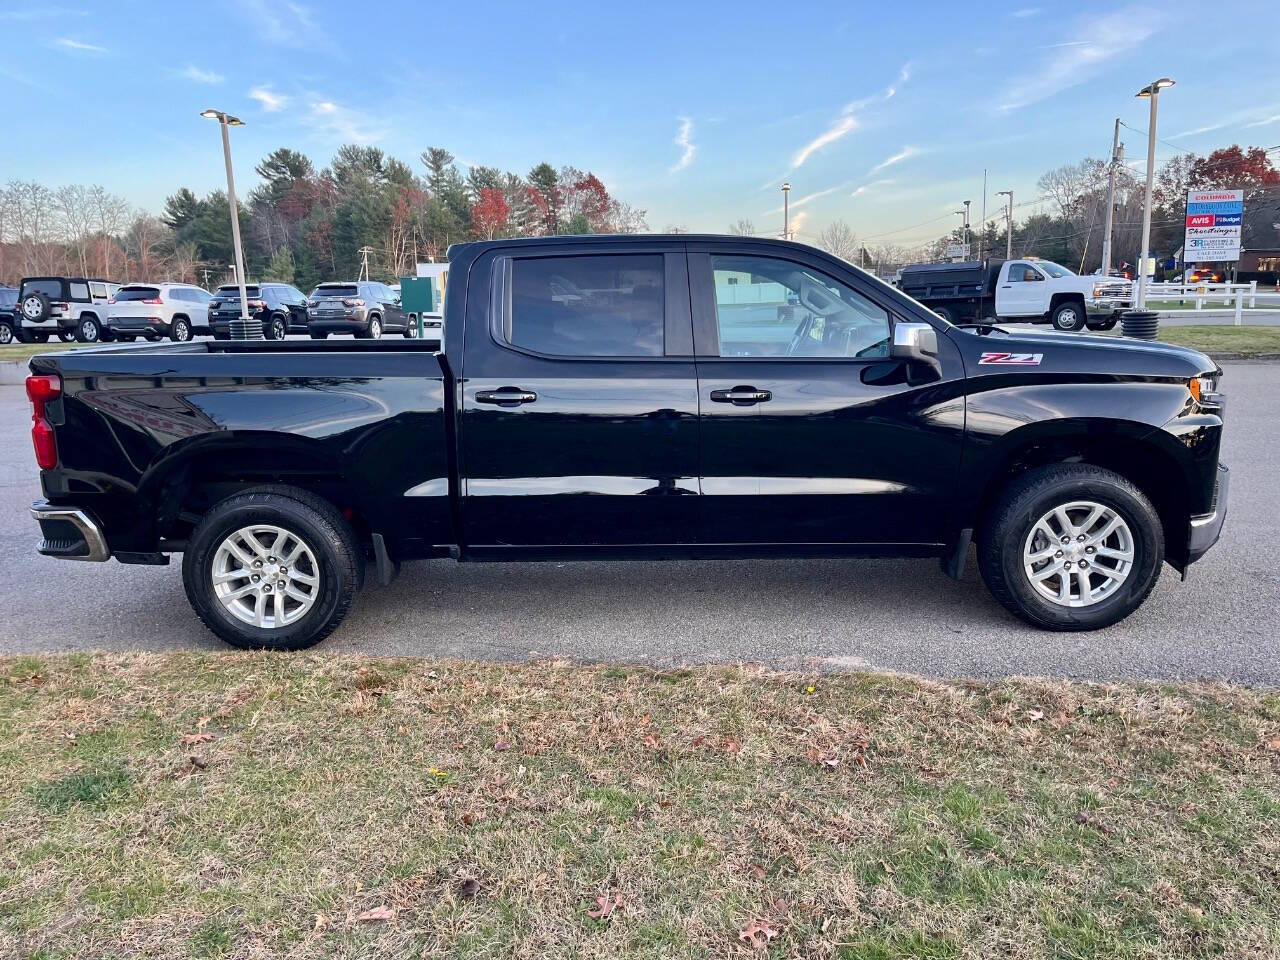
105, 283, 214, 342
16, 276, 120, 342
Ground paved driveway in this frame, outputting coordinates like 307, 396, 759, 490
1, 363, 1276, 683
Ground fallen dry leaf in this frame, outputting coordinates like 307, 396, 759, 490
738, 919, 780, 949
1074, 811, 1116, 835
747, 863, 766, 880
587, 893, 623, 919
1027, 709, 1045, 722
355, 905, 396, 923
180, 732, 215, 745
806, 747, 840, 769
493, 740, 510, 752
314, 912, 330, 932
724, 738, 742, 755
643, 732, 661, 748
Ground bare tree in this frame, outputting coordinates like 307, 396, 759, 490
817, 219, 859, 262
88, 186, 130, 278
57, 185, 94, 276
6, 180, 61, 275
124, 215, 171, 281
171, 241, 200, 284
729, 218, 755, 236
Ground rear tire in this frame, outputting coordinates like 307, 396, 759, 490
182, 487, 363, 651
933, 306, 955, 324
356, 316, 382, 340
266, 314, 288, 341
978, 464, 1163, 631
0, 321, 12, 345
1051, 301, 1087, 332
75, 316, 102, 343
170, 317, 192, 342
58, 329, 77, 343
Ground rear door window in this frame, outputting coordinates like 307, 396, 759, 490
506, 254, 664, 357
69, 282, 90, 301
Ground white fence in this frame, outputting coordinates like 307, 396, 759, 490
1136, 280, 1280, 324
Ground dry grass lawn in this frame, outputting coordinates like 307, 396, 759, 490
1, 653, 1278, 959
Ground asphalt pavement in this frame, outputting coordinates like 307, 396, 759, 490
1, 363, 1276, 684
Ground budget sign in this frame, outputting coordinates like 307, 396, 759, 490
1184, 189, 1243, 263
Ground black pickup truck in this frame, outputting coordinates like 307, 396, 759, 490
26, 235, 1228, 649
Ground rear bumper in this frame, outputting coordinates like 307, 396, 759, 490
105, 315, 166, 332
308, 317, 370, 334
1187, 463, 1229, 564
31, 501, 111, 562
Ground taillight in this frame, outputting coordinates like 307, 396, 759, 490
248, 299, 266, 309
208, 300, 221, 309
142, 297, 163, 305
342, 298, 364, 307
107, 298, 116, 304
307, 300, 318, 307
52, 301, 69, 312
26, 374, 60, 470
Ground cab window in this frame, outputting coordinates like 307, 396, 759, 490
507, 254, 664, 357
710, 254, 890, 359
1008, 264, 1043, 282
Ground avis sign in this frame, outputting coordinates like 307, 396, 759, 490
1184, 189, 1243, 263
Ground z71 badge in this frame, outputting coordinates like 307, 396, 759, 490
979, 352, 1044, 365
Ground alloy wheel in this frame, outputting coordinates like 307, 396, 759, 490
211, 524, 320, 629
1023, 500, 1134, 607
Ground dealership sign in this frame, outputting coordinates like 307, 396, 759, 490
1184, 189, 1243, 263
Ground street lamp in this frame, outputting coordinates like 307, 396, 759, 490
1133, 78, 1174, 315
962, 199, 972, 253
200, 109, 259, 338
996, 190, 1013, 259
781, 182, 791, 240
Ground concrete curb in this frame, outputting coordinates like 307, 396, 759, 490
0, 360, 28, 385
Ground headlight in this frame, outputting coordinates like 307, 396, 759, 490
1189, 374, 1217, 403
1092, 282, 1105, 298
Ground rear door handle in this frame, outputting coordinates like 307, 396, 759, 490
710, 386, 772, 406
475, 387, 537, 406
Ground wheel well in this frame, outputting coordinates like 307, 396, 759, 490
150, 448, 371, 552
1049, 293, 1086, 313
172, 313, 190, 321
974, 434, 1188, 559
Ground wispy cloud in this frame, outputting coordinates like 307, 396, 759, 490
849, 179, 896, 199
867, 145, 920, 176
249, 86, 289, 111
997, 8, 1157, 112
180, 66, 224, 84
54, 37, 106, 53
1169, 121, 1230, 139
670, 117, 695, 173
789, 64, 910, 171
237, 0, 327, 48
308, 98, 386, 144
1, 6, 85, 20
768, 182, 851, 214
1011, 7, 1041, 16
1244, 114, 1280, 129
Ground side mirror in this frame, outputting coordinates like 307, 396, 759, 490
891, 321, 941, 376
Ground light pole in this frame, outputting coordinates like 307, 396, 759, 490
996, 190, 1013, 259
1134, 78, 1174, 312
200, 108, 258, 338
962, 199, 972, 254
781, 182, 791, 240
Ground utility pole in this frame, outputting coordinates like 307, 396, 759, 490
997, 190, 1014, 258
201, 268, 211, 290
980, 170, 987, 261
358, 246, 374, 281
781, 182, 791, 240
963, 200, 971, 254
1101, 118, 1123, 277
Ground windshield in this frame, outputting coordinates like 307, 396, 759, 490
1038, 261, 1074, 279
313, 285, 358, 298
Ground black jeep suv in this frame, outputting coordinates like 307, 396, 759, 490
14, 276, 120, 342
208, 282, 310, 340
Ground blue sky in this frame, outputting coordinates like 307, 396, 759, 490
2, 0, 1278, 247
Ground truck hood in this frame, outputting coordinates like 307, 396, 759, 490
954, 327, 1219, 377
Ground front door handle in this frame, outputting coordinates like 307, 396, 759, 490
710, 386, 772, 406
475, 387, 537, 407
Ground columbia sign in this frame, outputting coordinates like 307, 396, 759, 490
1184, 189, 1243, 263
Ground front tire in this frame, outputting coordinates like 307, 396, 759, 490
182, 488, 362, 651
978, 464, 1163, 631
1051, 301, 1087, 332
0, 321, 14, 345
266, 314, 288, 341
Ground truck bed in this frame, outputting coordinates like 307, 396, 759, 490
29, 337, 454, 563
